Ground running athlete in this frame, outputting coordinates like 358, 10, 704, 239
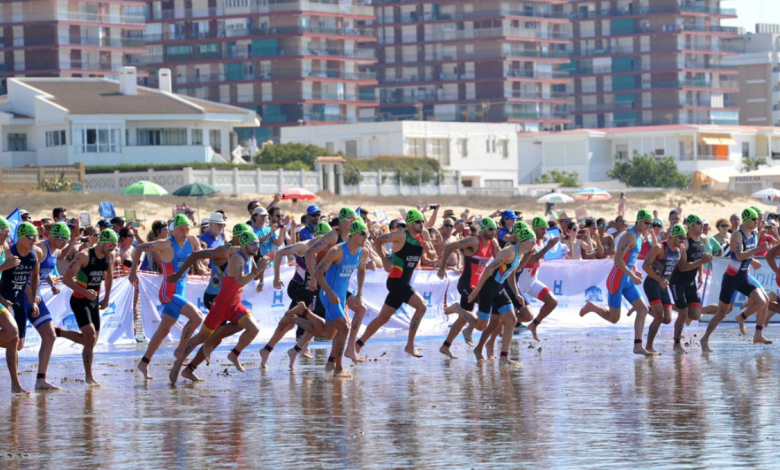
579, 209, 654, 356
0, 222, 44, 394
293, 219, 369, 377
25, 222, 74, 390
304, 207, 369, 362
59, 229, 116, 386
668, 214, 713, 354
521, 217, 560, 342
641, 223, 686, 354
260, 221, 331, 371
701, 208, 770, 352
467, 226, 537, 365
0, 216, 25, 393
129, 214, 203, 380
358, 209, 436, 358
437, 217, 500, 359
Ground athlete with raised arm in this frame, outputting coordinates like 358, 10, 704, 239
521, 217, 560, 342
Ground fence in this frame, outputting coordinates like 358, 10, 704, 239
342, 169, 462, 196
0, 163, 85, 190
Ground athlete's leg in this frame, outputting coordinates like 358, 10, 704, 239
169, 327, 213, 384
287, 331, 315, 372
259, 302, 308, 368
579, 301, 621, 323
81, 324, 99, 386
35, 321, 60, 390
673, 307, 689, 354
292, 311, 328, 338
701, 301, 731, 352
173, 302, 203, 359
225, 316, 258, 373
486, 317, 502, 359
498, 307, 518, 366
630, 296, 652, 357
462, 324, 475, 347
528, 290, 558, 342
344, 295, 367, 363
403, 293, 427, 358
0, 311, 25, 394
355, 303, 397, 353
645, 302, 665, 354
735, 289, 768, 339
474, 314, 500, 363
331, 316, 351, 378
440, 316, 467, 359
182, 324, 243, 382
138, 313, 178, 379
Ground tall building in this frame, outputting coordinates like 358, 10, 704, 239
564, 0, 741, 128
723, 24, 780, 127
370, 0, 572, 131
139, 0, 379, 142
0, 0, 146, 92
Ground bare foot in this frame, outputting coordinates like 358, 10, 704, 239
11, 384, 30, 395
736, 315, 747, 335
701, 338, 713, 353
405, 344, 423, 358
345, 348, 366, 363
444, 303, 458, 315
181, 367, 204, 382
439, 345, 459, 359
474, 349, 487, 363
35, 378, 62, 391
673, 344, 688, 355
302, 345, 313, 360
169, 359, 184, 385
201, 342, 214, 366
633, 344, 652, 356
228, 351, 245, 372
333, 369, 352, 379
259, 347, 271, 370
486, 344, 495, 359
754, 333, 773, 345
462, 325, 475, 347
137, 360, 154, 380
527, 321, 541, 342
579, 301, 595, 318
325, 360, 336, 372
499, 357, 519, 367
86, 378, 101, 387
287, 348, 299, 372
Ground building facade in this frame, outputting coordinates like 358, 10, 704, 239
563, 0, 741, 129
723, 24, 780, 127
139, 0, 379, 143
281, 120, 520, 187
0, 0, 146, 92
370, 0, 572, 131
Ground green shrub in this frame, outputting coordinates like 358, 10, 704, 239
342, 157, 443, 185
607, 151, 688, 188
254, 143, 328, 168
535, 170, 579, 187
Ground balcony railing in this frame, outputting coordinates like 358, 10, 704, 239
0, 11, 145, 25
574, 62, 737, 75
140, 46, 374, 64
145, 25, 375, 42
379, 26, 571, 44
223, 92, 373, 102
574, 43, 743, 56
376, 8, 569, 24
0, 61, 124, 73
303, 114, 359, 123
148, 0, 374, 20
571, 4, 736, 19
57, 35, 145, 49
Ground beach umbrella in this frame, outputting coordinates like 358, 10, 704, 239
751, 188, 780, 200
173, 183, 221, 221
536, 193, 574, 204
281, 187, 317, 201
121, 180, 169, 222
572, 187, 612, 201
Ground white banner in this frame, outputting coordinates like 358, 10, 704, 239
20, 277, 136, 354
703, 258, 779, 323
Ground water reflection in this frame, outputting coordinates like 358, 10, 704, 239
3, 327, 780, 468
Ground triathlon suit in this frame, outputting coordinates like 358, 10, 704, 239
643, 242, 680, 309
669, 236, 705, 310
457, 238, 495, 311
385, 230, 423, 309
203, 252, 252, 333
719, 229, 761, 304
158, 236, 193, 319
22, 240, 58, 326
318, 243, 362, 322
69, 247, 109, 330
497, 226, 524, 310
638, 235, 653, 260
518, 239, 552, 301
288, 251, 314, 309
203, 260, 227, 311
312, 233, 354, 318
0, 245, 47, 338
607, 227, 642, 309
0, 248, 6, 318
476, 244, 519, 320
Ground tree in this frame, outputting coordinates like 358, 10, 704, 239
254, 143, 328, 168
743, 156, 767, 173
607, 151, 688, 188
534, 170, 579, 187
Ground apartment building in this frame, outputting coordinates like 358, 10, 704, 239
370, 0, 572, 132
723, 24, 780, 127
0, 0, 146, 92
563, 0, 741, 128
139, 0, 379, 142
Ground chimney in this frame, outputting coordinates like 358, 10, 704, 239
158, 68, 172, 93
119, 67, 138, 96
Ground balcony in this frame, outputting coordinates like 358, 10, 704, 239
378, 26, 571, 44
303, 114, 359, 123
376, 8, 569, 24
57, 35, 145, 49
506, 90, 571, 100
148, 0, 374, 21
226, 91, 373, 103
572, 43, 743, 56
145, 25, 375, 42
505, 69, 570, 79
0, 60, 124, 73
570, 4, 736, 19
139, 46, 374, 64
574, 62, 738, 75
380, 93, 459, 104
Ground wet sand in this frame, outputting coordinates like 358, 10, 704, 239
1, 325, 779, 469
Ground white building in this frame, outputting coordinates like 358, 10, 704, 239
0, 68, 259, 168
281, 121, 520, 188
518, 124, 780, 183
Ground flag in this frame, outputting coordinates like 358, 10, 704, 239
6, 208, 21, 244
544, 227, 564, 261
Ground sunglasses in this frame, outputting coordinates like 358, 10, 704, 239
397, 223, 406, 229
692, 221, 702, 226
356, 231, 368, 237
0, 228, 8, 235
412, 220, 423, 225
247, 241, 260, 248
718, 225, 728, 228
57, 236, 69, 242
21, 215, 31, 220
179, 227, 191, 232
443, 224, 454, 228
311, 213, 321, 218
24, 235, 37, 240
598, 224, 606, 228
643, 221, 652, 225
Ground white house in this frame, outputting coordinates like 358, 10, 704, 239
0, 68, 259, 168
517, 125, 780, 183
281, 121, 520, 188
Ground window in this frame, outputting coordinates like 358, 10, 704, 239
485, 180, 514, 188
7, 133, 26, 151
654, 148, 665, 156
486, 139, 490, 153
72, 123, 122, 153
457, 138, 468, 157
45, 130, 66, 147
136, 128, 187, 146
209, 129, 222, 152
742, 142, 750, 158
430, 139, 450, 166
500, 139, 509, 158
166, 45, 192, 55
345, 140, 357, 157
409, 138, 426, 157
326, 142, 335, 154
616, 144, 629, 160
192, 129, 202, 145
199, 43, 220, 53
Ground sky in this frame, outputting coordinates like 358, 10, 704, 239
723, 0, 780, 33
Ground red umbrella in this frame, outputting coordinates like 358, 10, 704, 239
281, 187, 317, 201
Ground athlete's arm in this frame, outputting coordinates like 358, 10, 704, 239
730, 230, 762, 261
766, 243, 780, 274
0, 245, 19, 272
168, 246, 229, 283
230, 253, 261, 288
641, 245, 665, 283
614, 232, 639, 280
313, 246, 343, 303
128, 239, 170, 283
751, 258, 763, 270
273, 241, 307, 287
372, 231, 403, 272
100, 253, 114, 309
678, 246, 712, 272
425, 205, 440, 229
421, 229, 437, 262
528, 237, 559, 264
62, 252, 92, 298
355, 250, 368, 307
306, 231, 337, 278
438, 237, 475, 276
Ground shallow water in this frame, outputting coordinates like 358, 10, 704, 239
1, 325, 780, 469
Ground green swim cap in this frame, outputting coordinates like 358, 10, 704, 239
232, 223, 250, 237
636, 209, 653, 222
532, 216, 548, 230
99, 229, 118, 244
742, 207, 759, 222
517, 220, 529, 230
239, 230, 259, 247
751, 205, 763, 216
670, 224, 687, 238
480, 217, 497, 231
0, 217, 9, 230
514, 227, 536, 243
50, 222, 71, 239
685, 213, 702, 227
315, 221, 332, 237
173, 214, 191, 228
338, 207, 357, 222
405, 209, 424, 225
350, 219, 368, 236
17, 222, 37, 238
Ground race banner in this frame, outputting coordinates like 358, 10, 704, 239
703, 258, 780, 323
